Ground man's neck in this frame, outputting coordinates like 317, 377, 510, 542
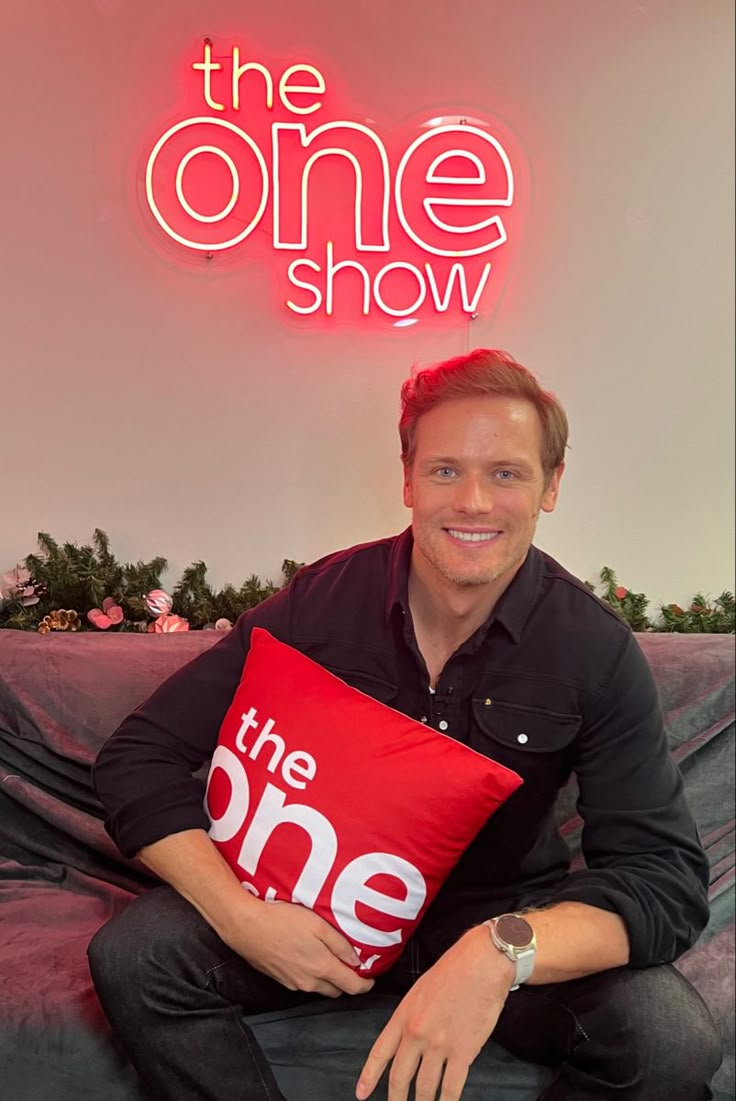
407, 548, 524, 653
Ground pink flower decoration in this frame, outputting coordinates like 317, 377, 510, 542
87, 596, 124, 630
147, 613, 189, 633
614, 586, 628, 600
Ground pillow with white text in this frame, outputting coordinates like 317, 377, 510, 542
204, 627, 522, 975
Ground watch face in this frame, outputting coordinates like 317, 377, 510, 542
496, 913, 534, 949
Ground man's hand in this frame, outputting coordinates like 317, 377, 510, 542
138, 830, 374, 999
356, 925, 514, 1101
223, 896, 376, 999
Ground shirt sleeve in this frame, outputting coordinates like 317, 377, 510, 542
92, 585, 293, 859
540, 630, 710, 967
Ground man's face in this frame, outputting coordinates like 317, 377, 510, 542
403, 394, 563, 591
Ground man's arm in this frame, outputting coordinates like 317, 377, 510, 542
93, 587, 292, 858
543, 629, 709, 966
356, 631, 708, 1101
93, 581, 373, 998
356, 900, 628, 1101
138, 828, 374, 998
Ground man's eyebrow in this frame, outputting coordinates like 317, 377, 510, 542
419, 456, 536, 471
491, 458, 536, 471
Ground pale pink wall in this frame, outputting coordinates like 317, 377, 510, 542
1, 0, 733, 604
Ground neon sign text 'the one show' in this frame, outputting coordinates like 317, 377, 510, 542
142, 40, 524, 323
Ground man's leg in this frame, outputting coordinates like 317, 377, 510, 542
88, 886, 319, 1101
491, 964, 723, 1100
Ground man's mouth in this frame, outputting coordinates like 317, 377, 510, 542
445, 529, 501, 543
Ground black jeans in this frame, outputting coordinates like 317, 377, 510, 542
88, 887, 722, 1101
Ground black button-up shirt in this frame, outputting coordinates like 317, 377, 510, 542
94, 529, 709, 968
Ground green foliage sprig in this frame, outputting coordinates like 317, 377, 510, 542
0, 530, 302, 632
588, 566, 734, 634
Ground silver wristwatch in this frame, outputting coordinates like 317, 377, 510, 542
484, 913, 537, 990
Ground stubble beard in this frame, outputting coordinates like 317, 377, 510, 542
419, 534, 523, 590
416, 519, 539, 592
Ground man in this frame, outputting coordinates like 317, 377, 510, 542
89, 349, 721, 1101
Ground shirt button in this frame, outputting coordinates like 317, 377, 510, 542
517, 733, 528, 744
439, 720, 449, 731
484, 698, 492, 707
420, 716, 428, 723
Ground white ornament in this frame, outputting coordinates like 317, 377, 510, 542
145, 589, 173, 617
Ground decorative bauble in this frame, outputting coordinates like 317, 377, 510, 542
147, 613, 189, 633
145, 589, 173, 617
215, 618, 233, 631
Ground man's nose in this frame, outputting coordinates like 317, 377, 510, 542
454, 475, 494, 513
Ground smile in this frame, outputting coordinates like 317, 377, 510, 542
445, 529, 500, 543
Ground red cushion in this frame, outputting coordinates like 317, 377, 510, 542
205, 628, 522, 975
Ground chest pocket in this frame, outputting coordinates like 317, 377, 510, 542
322, 667, 399, 707
471, 698, 581, 809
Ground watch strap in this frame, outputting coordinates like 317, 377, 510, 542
484, 915, 536, 991
509, 944, 535, 989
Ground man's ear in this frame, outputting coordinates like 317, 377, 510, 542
541, 462, 565, 514
402, 464, 413, 509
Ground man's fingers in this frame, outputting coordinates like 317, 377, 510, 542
319, 923, 363, 968
316, 929, 375, 994
439, 1058, 469, 1101
414, 1051, 446, 1101
323, 960, 374, 996
356, 1017, 404, 1100
313, 979, 345, 999
386, 1044, 421, 1101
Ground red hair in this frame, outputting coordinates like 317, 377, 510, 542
399, 348, 568, 479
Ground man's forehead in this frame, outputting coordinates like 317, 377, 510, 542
413, 394, 543, 443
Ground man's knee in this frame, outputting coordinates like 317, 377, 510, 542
88, 887, 196, 1005
594, 966, 722, 1092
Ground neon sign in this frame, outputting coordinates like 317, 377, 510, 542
142, 40, 525, 323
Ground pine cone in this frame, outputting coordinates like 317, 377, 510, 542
37, 609, 82, 633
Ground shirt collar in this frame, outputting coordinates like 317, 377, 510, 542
385, 527, 413, 624
385, 527, 543, 645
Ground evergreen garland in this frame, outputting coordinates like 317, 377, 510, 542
587, 566, 734, 634
0, 531, 733, 634
0, 530, 302, 632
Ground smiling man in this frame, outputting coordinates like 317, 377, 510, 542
89, 349, 721, 1101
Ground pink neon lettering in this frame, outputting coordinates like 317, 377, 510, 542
395, 126, 513, 257
144, 42, 521, 321
272, 122, 390, 252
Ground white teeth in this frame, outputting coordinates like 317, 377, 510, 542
447, 530, 499, 542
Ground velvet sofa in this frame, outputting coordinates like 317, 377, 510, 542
0, 628, 733, 1100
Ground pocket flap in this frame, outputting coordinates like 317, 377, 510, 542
324, 668, 399, 706
472, 699, 581, 753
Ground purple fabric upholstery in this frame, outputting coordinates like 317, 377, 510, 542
0, 629, 733, 1100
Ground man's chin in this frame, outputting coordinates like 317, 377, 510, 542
436, 546, 528, 590
439, 563, 507, 588
448, 573, 503, 589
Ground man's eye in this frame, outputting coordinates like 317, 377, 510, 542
435, 467, 456, 478
496, 470, 516, 480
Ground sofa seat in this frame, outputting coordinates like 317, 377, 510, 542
0, 629, 733, 1100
